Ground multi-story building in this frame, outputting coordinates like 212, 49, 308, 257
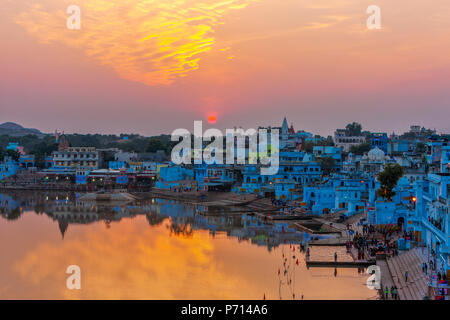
360, 147, 390, 174
426, 138, 449, 166
371, 132, 388, 153
334, 129, 366, 152
441, 145, 450, 173
0, 158, 19, 180
52, 147, 100, 171
313, 146, 342, 170
275, 179, 300, 201
412, 173, 450, 277
155, 166, 196, 190
19, 154, 35, 168
304, 174, 377, 216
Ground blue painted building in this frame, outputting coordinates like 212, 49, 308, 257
411, 173, 450, 275
368, 201, 411, 226
303, 182, 335, 215
441, 145, 450, 173
371, 133, 388, 153
313, 146, 342, 171
19, 154, 35, 168
335, 179, 369, 215
0, 159, 19, 180
274, 179, 300, 201
303, 175, 377, 216
109, 161, 126, 170
155, 166, 196, 190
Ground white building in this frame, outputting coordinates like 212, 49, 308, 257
52, 147, 100, 170
334, 129, 366, 152
360, 147, 388, 174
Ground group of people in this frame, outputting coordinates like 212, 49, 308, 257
385, 286, 400, 300
346, 231, 399, 260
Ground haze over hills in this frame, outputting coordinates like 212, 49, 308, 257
0, 122, 44, 137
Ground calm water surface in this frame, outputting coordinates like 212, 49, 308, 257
0, 191, 375, 300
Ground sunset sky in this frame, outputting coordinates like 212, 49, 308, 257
1, 0, 449, 136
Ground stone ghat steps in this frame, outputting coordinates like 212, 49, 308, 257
395, 249, 422, 300
377, 259, 396, 300
387, 248, 428, 300
387, 253, 409, 300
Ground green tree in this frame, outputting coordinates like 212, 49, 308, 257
376, 163, 404, 201
346, 122, 362, 136
350, 143, 371, 155
146, 138, 166, 153
414, 142, 427, 154
301, 139, 333, 153
318, 157, 335, 176
5, 150, 20, 161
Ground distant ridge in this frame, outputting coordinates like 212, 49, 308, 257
0, 122, 43, 137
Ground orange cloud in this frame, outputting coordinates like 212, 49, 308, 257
15, 0, 258, 86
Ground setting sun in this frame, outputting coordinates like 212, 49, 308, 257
208, 115, 217, 124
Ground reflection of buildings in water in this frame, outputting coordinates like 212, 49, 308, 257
1, 191, 316, 252
146, 199, 311, 250
0, 194, 22, 219
48, 202, 154, 238
0, 191, 153, 238
149, 199, 197, 237
0, 190, 78, 217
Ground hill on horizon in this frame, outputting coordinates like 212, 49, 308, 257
0, 122, 44, 137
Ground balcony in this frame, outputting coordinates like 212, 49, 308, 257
422, 218, 447, 243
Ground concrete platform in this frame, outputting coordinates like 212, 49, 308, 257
306, 260, 374, 267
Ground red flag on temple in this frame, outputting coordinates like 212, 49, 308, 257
263, 293, 266, 300
296, 259, 299, 265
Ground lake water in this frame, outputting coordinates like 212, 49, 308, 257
0, 191, 375, 300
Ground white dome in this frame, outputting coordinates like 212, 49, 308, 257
368, 147, 385, 161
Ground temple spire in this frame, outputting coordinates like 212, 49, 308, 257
282, 117, 289, 134
58, 220, 69, 239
